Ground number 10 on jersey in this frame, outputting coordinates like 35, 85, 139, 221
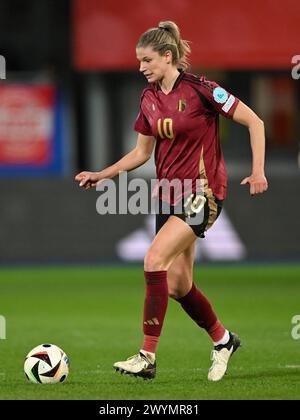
157, 118, 174, 140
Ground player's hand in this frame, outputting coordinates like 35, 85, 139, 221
240, 173, 268, 196
74, 171, 101, 190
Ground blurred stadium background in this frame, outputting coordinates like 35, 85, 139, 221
0, 0, 300, 400
0, 0, 299, 264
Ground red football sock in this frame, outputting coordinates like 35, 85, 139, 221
176, 283, 226, 342
207, 319, 227, 343
142, 335, 159, 354
142, 271, 168, 353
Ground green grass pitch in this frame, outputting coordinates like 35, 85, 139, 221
0, 265, 299, 400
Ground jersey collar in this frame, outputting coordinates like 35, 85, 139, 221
155, 69, 185, 92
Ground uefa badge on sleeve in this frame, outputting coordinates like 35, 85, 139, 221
213, 87, 228, 104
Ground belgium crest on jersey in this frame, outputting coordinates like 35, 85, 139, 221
178, 99, 186, 112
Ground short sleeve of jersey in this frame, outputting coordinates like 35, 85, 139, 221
134, 109, 153, 136
197, 78, 240, 119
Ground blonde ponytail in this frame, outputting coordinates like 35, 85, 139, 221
137, 21, 191, 70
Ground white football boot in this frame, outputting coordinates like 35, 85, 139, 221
113, 351, 156, 380
208, 332, 241, 381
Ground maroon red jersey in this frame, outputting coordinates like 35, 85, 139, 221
134, 71, 239, 204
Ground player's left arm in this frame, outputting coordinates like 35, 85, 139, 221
232, 101, 268, 195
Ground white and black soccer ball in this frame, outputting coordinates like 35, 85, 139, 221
24, 344, 69, 384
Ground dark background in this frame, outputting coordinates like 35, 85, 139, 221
0, 0, 299, 263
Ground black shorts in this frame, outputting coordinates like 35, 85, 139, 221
155, 192, 223, 238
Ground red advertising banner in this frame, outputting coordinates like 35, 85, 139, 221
0, 85, 55, 165
73, 0, 300, 70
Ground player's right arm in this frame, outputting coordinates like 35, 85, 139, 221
75, 133, 156, 189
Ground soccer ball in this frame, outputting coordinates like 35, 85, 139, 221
24, 343, 69, 384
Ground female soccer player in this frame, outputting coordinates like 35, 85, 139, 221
75, 21, 268, 381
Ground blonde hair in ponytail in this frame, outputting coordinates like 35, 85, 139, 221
137, 21, 191, 70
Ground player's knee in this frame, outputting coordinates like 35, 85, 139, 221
168, 284, 191, 300
144, 249, 167, 272
167, 271, 181, 299
168, 286, 182, 300
168, 269, 192, 300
